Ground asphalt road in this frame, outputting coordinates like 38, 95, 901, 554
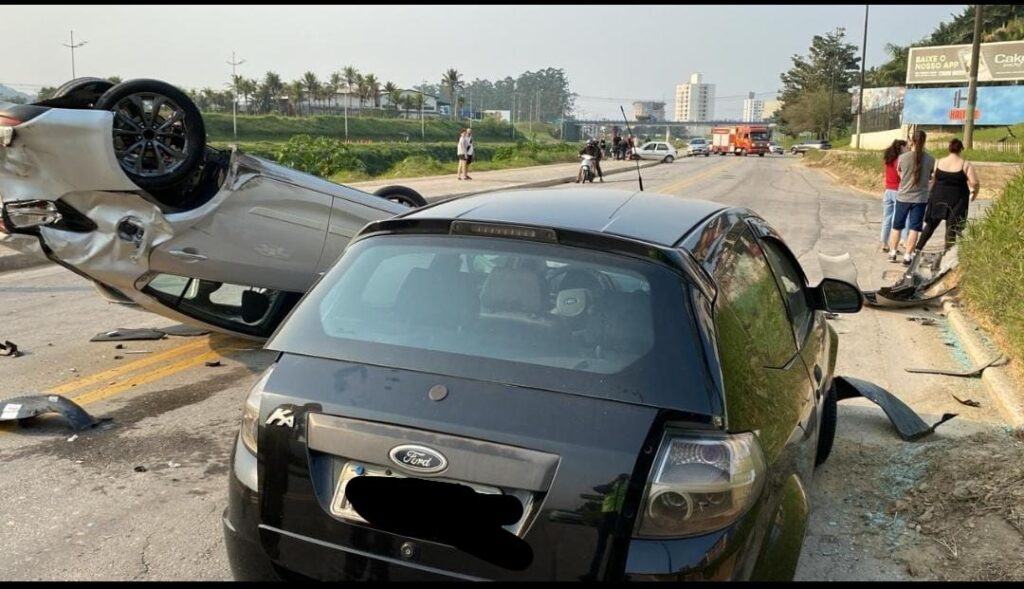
0, 153, 1006, 580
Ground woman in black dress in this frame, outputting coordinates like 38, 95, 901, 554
915, 138, 980, 252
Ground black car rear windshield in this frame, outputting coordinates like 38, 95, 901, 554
268, 234, 711, 408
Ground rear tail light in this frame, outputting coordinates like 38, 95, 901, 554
0, 116, 17, 147
635, 430, 766, 538
239, 365, 274, 455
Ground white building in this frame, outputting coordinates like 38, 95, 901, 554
674, 73, 715, 122
761, 99, 784, 121
742, 92, 765, 122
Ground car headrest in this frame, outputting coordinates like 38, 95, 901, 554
554, 288, 589, 318
480, 267, 546, 314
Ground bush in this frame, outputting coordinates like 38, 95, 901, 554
959, 171, 1024, 366
202, 113, 512, 143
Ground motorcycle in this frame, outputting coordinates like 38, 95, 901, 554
579, 154, 596, 183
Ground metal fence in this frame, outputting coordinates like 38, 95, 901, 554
969, 141, 1022, 155
859, 103, 903, 134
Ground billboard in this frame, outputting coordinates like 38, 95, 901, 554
851, 86, 905, 114
902, 85, 1024, 125
906, 40, 1024, 84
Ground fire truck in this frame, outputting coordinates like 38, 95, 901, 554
711, 125, 771, 156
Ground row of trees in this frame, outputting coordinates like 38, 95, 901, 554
415, 67, 576, 124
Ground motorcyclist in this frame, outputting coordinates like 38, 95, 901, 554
576, 140, 604, 183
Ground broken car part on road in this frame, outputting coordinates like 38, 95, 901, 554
817, 248, 959, 310
0, 394, 102, 431
904, 354, 1008, 378
0, 340, 21, 357
833, 376, 957, 441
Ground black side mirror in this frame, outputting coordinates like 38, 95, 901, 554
812, 278, 863, 313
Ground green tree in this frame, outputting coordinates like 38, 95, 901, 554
342, 66, 359, 112
441, 68, 463, 120
258, 71, 284, 115
778, 27, 860, 139
778, 89, 851, 138
36, 87, 58, 101
328, 72, 343, 114
286, 80, 304, 117
301, 71, 319, 116
383, 81, 401, 115
107, 76, 123, 84
363, 73, 381, 114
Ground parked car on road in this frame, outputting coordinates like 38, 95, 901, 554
686, 138, 710, 157
0, 78, 427, 340
790, 139, 832, 155
631, 141, 676, 163
223, 187, 863, 581
768, 142, 784, 155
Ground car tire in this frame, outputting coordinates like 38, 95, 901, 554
664, 155, 674, 163
759, 153, 765, 157
815, 383, 838, 467
372, 185, 427, 208
36, 77, 116, 109
704, 152, 710, 157
94, 79, 207, 193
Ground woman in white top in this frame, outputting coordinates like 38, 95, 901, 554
456, 129, 471, 180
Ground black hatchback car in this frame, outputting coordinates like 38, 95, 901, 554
222, 188, 862, 581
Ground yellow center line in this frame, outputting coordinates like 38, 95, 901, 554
46, 337, 215, 396
71, 348, 229, 407
657, 159, 736, 195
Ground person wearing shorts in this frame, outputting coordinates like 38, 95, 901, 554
888, 129, 934, 265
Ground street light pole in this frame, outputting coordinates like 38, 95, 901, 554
226, 51, 245, 142
964, 4, 983, 149
855, 5, 869, 150
62, 30, 87, 79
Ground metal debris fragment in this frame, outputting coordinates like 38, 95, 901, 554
951, 395, 981, 408
0, 340, 21, 357
833, 376, 957, 441
0, 394, 101, 431
905, 355, 1008, 378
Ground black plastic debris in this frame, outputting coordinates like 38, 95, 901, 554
90, 328, 167, 342
134, 465, 148, 473
906, 316, 936, 326
0, 340, 21, 357
205, 360, 222, 368
904, 355, 1007, 378
157, 324, 211, 337
952, 394, 982, 408
0, 394, 100, 431
825, 312, 840, 320
833, 376, 957, 441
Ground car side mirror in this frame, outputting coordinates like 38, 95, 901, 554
810, 278, 862, 313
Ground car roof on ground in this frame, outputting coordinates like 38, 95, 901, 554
403, 188, 726, 247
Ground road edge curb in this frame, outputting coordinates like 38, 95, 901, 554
941, 295, 1024, 428
0, 251, 50, 274
814, 165, 881, 199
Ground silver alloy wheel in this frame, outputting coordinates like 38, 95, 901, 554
110, 93, 191, 178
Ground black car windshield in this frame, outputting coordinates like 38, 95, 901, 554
751, 132, 769, 141
267, 234, 712, 408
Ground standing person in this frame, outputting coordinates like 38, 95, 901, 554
593, 136, 604, 182
888, 129, 935, 265
915, 138, 980, 252
599, 137, 607, 158
464, 128, 475, 180
880, 139, 909, 253
456, 129, 469, 180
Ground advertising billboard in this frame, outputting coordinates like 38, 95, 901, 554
906, 40, 1024, 84
902, 85, 1024, 125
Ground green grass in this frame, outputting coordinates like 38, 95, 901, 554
959, 171, 1024, 370
202, 112, 516, 143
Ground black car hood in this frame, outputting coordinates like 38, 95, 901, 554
256, 353, 713, 580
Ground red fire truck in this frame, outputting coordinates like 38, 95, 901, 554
711, 125, 771, 156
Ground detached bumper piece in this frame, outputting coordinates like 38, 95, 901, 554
833, 376, 956, 441
0, 394, 102, 431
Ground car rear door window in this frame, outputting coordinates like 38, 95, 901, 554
759, 238, 813, 347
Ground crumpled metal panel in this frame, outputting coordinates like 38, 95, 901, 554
0, 394, 100, 431
833, 376, 956, 441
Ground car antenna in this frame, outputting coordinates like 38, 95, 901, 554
620, 105, 643, 191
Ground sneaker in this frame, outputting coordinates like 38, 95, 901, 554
902, 255, 913, 266
888, 251, 898, 263
881, 245, 890, 253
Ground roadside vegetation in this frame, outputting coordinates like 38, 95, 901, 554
959, 171, 1024, 373
204, 113, 514, 143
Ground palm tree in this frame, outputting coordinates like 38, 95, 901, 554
363, 73, 381, 116
441, 68, 463, 120
328, 72, 343, 114
286, 81, 305, 117
301, 71, 319, 116
356, 74, 371, 115
341, 66, 359, 139
260, 71, 284, 114
108, 76, 123, 84
383, 81, 401, 116
397, 95, 414, 119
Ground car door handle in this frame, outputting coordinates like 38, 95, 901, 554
168, 249, 208, 262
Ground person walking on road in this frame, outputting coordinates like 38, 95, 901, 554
888, 129, 934, 265
464, 128, 475, 179
914, 138, 980, 253
456, 129, 471, 180
880, 139, 909, 253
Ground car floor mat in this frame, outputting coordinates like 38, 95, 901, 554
904, 354, 1008, 378
833, 376, 957, 441
0, 394, 101, 431
90, 328, 168, 342
156, 324, 211, 337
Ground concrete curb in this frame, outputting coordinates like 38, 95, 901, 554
942, 294, 1024, 427
814, 166, 881, 199
0, 250, 49, 274
425, 160, 661, 202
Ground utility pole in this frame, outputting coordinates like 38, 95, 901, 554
469, 92, 473, 128
511, 91, 517, 140
420, 92, 425, 141
854, 5, 869, 150
62, 30, 87, 79
964, 4, 983, 149
226, 51, 245, 141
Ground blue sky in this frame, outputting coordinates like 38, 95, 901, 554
3, 4, 967, 119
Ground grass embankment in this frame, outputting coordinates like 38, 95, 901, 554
202, 112, 515, 143
804, 149, 1023, 198
212, 134, 578, 183
959, 171, 1024, 378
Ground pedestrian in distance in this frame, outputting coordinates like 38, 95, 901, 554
464, 128, 475, 179
888, 129, 935, 265
880, 139, 909, 253
457, 129, 471, 180
914, 138, 980, 253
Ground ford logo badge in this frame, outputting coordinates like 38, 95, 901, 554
388, 444, 448, 474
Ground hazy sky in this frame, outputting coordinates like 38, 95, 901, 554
4, 4, 966, 119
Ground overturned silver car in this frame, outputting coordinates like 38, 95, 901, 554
0, 78, 426, 339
